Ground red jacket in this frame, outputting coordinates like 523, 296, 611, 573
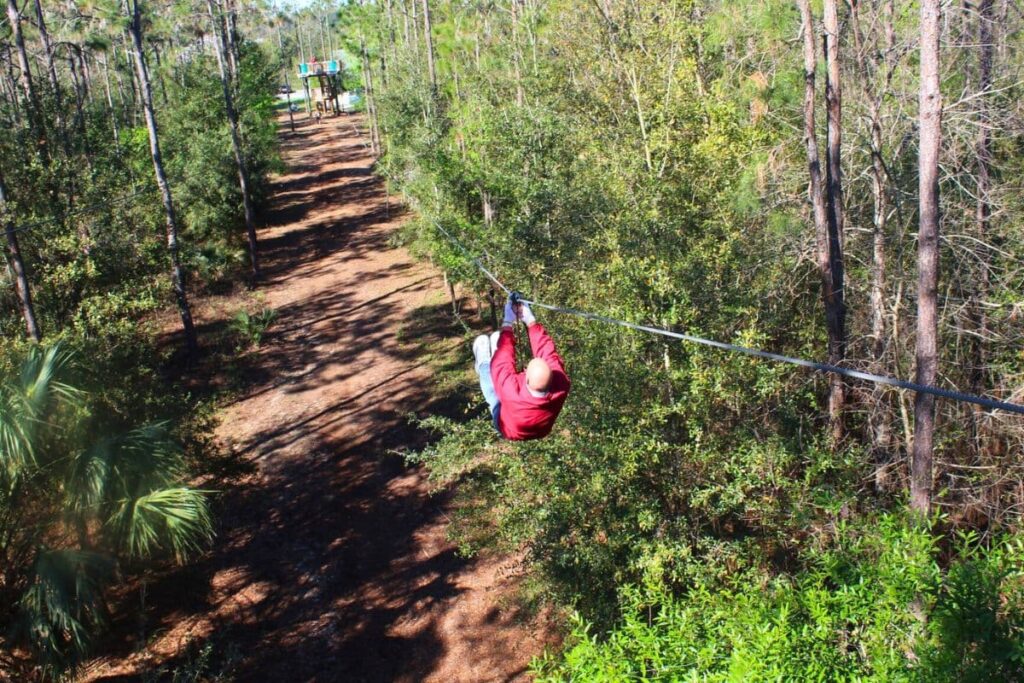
491, 323, 570, 440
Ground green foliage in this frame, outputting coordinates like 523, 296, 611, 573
372, 0, 1024, 678
228, 306, 278, 349
534, 516, 1024, 682
0, 345, 212, 676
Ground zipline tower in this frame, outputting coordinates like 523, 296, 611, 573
298, 58, 342, 117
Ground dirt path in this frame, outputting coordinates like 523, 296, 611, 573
82, 115, 553, 682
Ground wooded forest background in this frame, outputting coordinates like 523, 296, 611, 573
2, 0, 1024, 679
344, 0, 1024, 678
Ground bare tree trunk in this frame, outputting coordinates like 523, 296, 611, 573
422, 0, 437, 91
319, 15, 328, 59
402, 0, 411, 48
386, 0, 398, 71
122, 33, 141, 125
912, 0, 942, 515
152, 40, 169, 105
68, 49, 90, 148
81, 50, 95, 107
511, 0, 525, 106
444, 272, 458, 314
849, 0, 894, 481
225, 0, 241, 79
360, 37, 382, 155
208, 0, 260, 280
2, 49, 21, 126
127, 0, 198, 356
32, 0, 63, 130
970, 0, 994, 399
111, 42, 129, 116
822, 0, 847, 444
6, 0, 46, 159
798, 0, 845, 445
101, 53, 122, 151
0, 174, 41, 342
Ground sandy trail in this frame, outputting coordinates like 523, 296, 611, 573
81, 115, 552, 682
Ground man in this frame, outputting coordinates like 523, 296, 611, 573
472, 295, 570, 440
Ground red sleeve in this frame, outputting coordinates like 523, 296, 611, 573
527, 324, 569, 382
490, 327, 520, 399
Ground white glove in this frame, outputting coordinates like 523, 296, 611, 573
503, 299, 517, 327
518, 301, 536, 325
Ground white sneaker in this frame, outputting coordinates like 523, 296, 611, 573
472, 335, 491, 367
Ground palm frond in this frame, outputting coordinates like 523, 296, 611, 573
0, 344, 80, 483
109, 487, 213, 562
69, 422, 182, 515
16, 548, 114, 677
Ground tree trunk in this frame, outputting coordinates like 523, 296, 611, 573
32, 0, 63, 130
81, 50, 95, 107
386, 0, 398, 71
2, 49, 21, 126
208, 0, 260, 280
319, 16, 328, 59
6, 0, 46, 159
122, 33, 141, 125
101, 53, 122, 151
511, 0, 525, 106
422, 0, 437, 91
360, 37, 381, 156
127, 0, 198, 356
822, 0, 847, 444
912, 0, 942, 516
152, 40, 169, 105
111, 42, 129, 117
68, 49, 90, 147
0, 174, 41, 342
402, 0, 411, 48
970, 0, 994, 400
798, 0, 844, 445
849, 0, 894, 482
225, 0, 241, 80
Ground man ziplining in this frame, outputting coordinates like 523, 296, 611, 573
472, 295, 570, 440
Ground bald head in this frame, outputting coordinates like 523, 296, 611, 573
526, 358, 552, 394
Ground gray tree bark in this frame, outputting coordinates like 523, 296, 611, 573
798, 0, 844, 446
970, 0, 994, 399
6, 0, 46, 158
422, 0, 437, 91
32, 0, 63, 124
822, 0, 847, 444
360, 37, 382, 155
912, 0, 942, 515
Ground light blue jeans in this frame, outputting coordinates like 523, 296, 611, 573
475, 360, 503, 434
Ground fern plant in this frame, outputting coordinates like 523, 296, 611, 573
0, 345, 212, 677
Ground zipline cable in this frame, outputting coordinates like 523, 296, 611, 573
431, 219, 1024, 416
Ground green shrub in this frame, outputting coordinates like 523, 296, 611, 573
534, 515, 1024, 682
229, 307, 278, 349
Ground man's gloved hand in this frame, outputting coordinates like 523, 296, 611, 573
518, 301, 536, 326
503, 298, 517, 327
